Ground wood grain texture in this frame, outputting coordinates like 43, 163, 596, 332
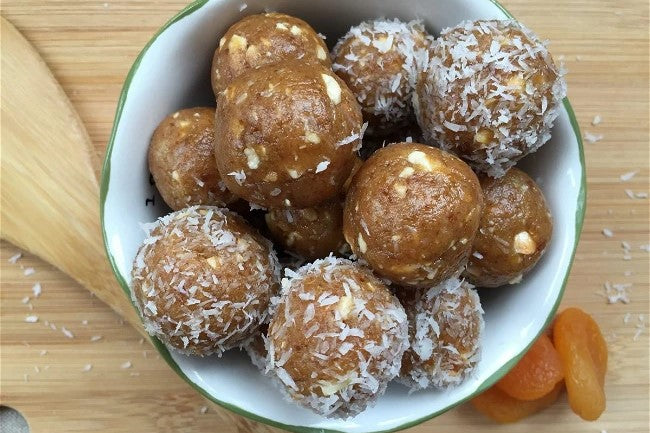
0, 17, 145, 337
0, 1, 648, 432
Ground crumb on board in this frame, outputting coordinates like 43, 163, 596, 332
200, 406, 208, 414
602, 228, 614, 238
32, 282, 41, 297
8, 252, 22, 264
620, 170, 638, 182
603, 281, 631, 304
83, 364, 92, 372
121, 361, 132, 369
90, 335, 103, 342
584, 131, 603, 143
23, 267, 35, 276
25, 315, 38, 323
82, 320, 88, 325
39, 349, 47, 356
591, 115, 602, 125
61, 327, 74, 339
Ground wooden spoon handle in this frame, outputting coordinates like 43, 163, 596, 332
0, 17, 146, 337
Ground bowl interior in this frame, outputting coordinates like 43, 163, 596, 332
100, 0, 585, 432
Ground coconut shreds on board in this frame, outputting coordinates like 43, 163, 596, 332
83, 364, 93, 372
32, 282, 42, 297
39, 350, 47, 356
90, 335, 103, 342
23, 267, 35, 276
265, 256, 409, 418
416, 20, 566, 177
620, 170, 638, 182
21, 296, 30, 304
602, 228, 614, 238
592, 115, 602, 125
8, 253, 22, 264
603, 281, 631, 304
25, 315, 39, 323
200, 406, 208, 414
121, 361, 132, 369
61, 327, 74, 339
584, 132, 603, 143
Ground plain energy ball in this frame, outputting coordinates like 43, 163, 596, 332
215, 60, 363, 209
398, 277, 484, 390
266, 257, 409, 418
264, 201, 346, 261
148, 107, 237, 210
463, 168, 553, 287
211, 12, 330, 95
343, 143, 483, 288
130, 206, 280, 356
332, 19, 432, 136
415, 20, 566, 177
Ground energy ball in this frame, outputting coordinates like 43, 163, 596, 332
398, 277, 484, 390
215, 60, 363, 209
463, 168, 553, 287
211, 13, 330, 95
266, 257, 408, 418
130, 206, 280, 356
264, 201, 345, 261
343, 143, 483, 288
415, 20, 566, 177
332, 19, 431, 136
243, 324, 268, 373
148, 108, 237, 210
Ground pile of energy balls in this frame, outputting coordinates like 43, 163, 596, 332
132, 13, 565, 418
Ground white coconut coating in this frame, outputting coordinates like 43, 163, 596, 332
332, 19, 432, 136
130, 206, 281, 356
266, 257, 409, 418
399, 277, 484, 390
415, 20, 566, 177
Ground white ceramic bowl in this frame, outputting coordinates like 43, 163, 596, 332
101, 0, 586, 431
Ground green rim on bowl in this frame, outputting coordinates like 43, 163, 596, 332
99, 1, 587, 431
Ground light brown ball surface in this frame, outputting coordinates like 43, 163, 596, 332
266, 257, 408, 418
415, 20, 566, 177
130, 206, 280, 356
211, 12, 330, 95
148, 108, 236, 210
343, 143, 483, 287
215, 60, 363, 209
398, 278, 484, 390
332, 19, 431, 136
463, 168, 553, 287
264, 202, 345, 261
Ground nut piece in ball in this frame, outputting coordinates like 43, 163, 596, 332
343, 143, 483, 287
398, 277, 484, 390
267, 257, 409, 418
332, 19, 432, 136
130, 206, 280, 356
415, 20, 566, 177
265, 202, 346, 261
148, 107, 237, 210
212, 13, 330, 95
215, 60, 363, 208
463, 168, 553, 287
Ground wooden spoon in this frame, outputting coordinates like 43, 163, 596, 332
0, 17, 146, 338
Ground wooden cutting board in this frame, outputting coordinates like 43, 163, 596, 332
1, 1, 648, 432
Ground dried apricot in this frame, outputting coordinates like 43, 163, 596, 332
471, 381, 563, 423
495, 334, 563, 400
553, 307, 607, 421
